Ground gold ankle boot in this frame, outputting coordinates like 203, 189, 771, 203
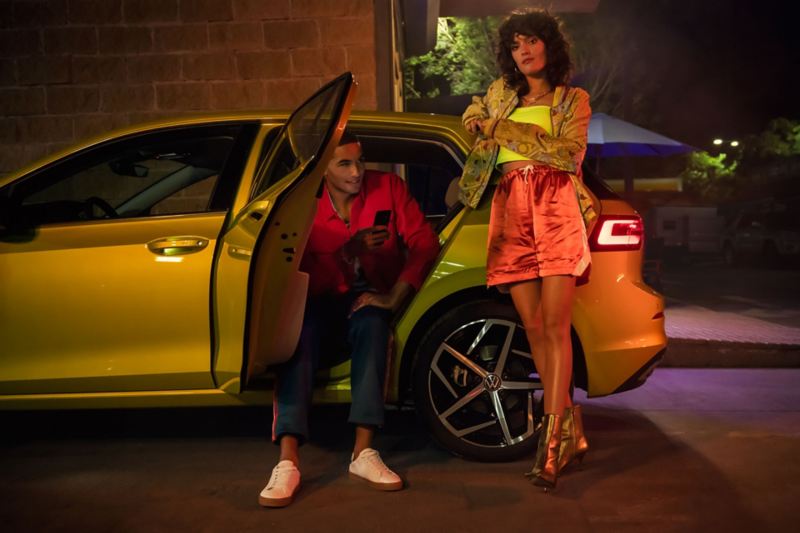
524, 413, 562, 491
559, 404, 589, 471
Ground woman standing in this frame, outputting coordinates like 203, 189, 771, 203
459, 8, 594, 491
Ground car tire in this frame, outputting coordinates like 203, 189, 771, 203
412, 300, 542, 462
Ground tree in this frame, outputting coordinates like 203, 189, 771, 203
749, 118, 800, 158
680, 151, 739, 202
404, 17, 500, 99
403, 14, 657, 126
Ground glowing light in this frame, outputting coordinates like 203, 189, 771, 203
730, 140, 739, 147
156, 256, 184, 263
713, 139, 723, 145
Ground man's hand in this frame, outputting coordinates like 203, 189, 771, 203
349, 292, 395, 315
349, 281, 413, 316
341, 225, 389, 260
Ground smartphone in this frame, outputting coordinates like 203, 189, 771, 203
373, 210, 391, 227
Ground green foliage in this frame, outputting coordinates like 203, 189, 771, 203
682, 118, 800, 201
402, 13, 649, 121
681, 151, 740, 201
749, 118, 800, 157
404, 17, 500, 99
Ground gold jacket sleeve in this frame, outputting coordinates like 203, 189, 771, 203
462, 93, 490, 127
487, 88, 591, 174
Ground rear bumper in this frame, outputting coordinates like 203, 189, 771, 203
612, 348, 666, 394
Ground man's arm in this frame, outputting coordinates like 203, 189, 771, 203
390, 175, 440, 291
350, 175, 440, 315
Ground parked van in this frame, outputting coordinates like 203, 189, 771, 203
644, 205, 724, 254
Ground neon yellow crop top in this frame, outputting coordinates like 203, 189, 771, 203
495, 105, 553, 166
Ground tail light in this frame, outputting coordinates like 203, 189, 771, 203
589, 215, 644, 251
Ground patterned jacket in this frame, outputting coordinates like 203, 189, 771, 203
458, 78, 597, 227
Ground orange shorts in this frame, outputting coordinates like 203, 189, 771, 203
486, 165, 590, 290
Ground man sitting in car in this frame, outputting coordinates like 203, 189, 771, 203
259, 131, 440, 507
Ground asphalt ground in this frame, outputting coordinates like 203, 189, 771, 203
1, 368, 799, 533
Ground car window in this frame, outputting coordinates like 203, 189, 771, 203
356, 134, 463, 218
149, 173, 220, 216
251, 76, 350, 199
3, 124, 246, 226
254, 137, 300, 196
580, 164, 617, 199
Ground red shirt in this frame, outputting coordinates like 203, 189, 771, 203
301, 170, 440, 297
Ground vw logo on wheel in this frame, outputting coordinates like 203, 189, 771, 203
484, 373, 502, 391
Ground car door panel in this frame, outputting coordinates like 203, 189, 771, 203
0, 124, 257, 396
0, 214, 225, 394
211, 73, 356, 390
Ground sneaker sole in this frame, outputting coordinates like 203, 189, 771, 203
258, 487, 298, 508
348, 471, 403, 491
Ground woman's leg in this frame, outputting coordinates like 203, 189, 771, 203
509, 280, 547, 392
509, 278, 574, 415
538, 275, 576, 416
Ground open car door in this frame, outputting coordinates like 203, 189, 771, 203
213, 73, 356, 389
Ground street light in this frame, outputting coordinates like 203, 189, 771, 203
711, 138, 740, 151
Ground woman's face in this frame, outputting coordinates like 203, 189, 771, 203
510, 33, 547, 77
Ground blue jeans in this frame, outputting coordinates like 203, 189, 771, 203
271, 293, 392, 444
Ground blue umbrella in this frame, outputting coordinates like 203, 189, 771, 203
586, 113, 696, 157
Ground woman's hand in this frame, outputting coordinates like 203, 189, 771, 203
465, 118, 482, 134
466, 119, 494, 137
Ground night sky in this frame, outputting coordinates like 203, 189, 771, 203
595, 0, 800, 148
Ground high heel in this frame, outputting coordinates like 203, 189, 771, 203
559, 404, 589, 471
524, 413, 562, 491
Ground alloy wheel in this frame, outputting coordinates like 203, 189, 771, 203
426, 317, 541, 450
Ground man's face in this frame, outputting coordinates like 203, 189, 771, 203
324, 141, 365, 197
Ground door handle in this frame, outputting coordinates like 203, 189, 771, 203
147, 237, 209, 256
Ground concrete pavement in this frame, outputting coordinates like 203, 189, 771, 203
657, 260, 800, 367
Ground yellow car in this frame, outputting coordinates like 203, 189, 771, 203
0, 74, 665, 461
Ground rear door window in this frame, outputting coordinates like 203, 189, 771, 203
355, 133, 464, 219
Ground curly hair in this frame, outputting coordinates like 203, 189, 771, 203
496, 8, 573, 95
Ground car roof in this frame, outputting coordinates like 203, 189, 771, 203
2, 111, 469, 184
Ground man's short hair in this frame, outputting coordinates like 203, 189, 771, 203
338, 129, 360, 146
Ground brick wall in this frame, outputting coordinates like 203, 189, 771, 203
0, 0, 378, 175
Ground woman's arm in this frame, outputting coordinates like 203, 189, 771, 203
463, 78, 510, 131
484, 88, 591, 173
462, 93, 490, 129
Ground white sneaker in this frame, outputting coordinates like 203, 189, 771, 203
259, 460, 300, 508
348, 448, 403, 491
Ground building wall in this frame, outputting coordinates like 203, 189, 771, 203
0, 0, 378, 175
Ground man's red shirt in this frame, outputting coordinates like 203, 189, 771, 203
301, 170, 440, 297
